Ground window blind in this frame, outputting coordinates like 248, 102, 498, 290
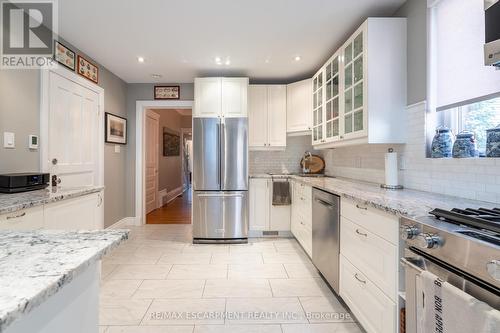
432, 0, 500, 111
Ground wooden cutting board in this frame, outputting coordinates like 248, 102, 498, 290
300, 155, 325, 174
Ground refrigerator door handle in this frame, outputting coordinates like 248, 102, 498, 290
216, 122, 221, 188
220, 121, 225, 189
197, 193, 244, 198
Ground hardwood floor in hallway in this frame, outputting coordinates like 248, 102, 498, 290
147, 189, 192, 224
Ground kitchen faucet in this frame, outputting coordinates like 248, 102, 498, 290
303, 151, 313, 174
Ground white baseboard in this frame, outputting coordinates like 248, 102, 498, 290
165, 186, 184, 205
107, 217, 137, 229
158, 189, 168, 208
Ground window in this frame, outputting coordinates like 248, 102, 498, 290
442, 97, 500, 156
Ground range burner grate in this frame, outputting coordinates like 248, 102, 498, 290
429, 208, 500, 235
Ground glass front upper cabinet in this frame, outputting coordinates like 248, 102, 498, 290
324, 55, 340, 141
343, 31, 364, 137
312, 71, 324, 144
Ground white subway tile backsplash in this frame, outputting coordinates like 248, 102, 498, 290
321, 102, 500, 204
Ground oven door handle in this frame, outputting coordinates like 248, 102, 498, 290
400, 257, 425, 273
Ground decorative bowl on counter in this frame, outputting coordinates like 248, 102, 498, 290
431, 126, 454, 158
452, 131, 478, 158
486, 125, 500, 157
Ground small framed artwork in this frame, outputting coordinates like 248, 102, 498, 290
77, 55, 99, 84
54, 41, 75, 71
105, 113, 127, 145
154, 85, 180, 100
163, 128, 180, 156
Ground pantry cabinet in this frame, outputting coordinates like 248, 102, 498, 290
248, 85, 287, 150
312, 18, 407, 148
287, 78, 312, 134
194, 77, 248, 118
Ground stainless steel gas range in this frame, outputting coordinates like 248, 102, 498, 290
400, 207, 500, 332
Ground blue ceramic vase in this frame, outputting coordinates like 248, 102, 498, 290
486, 125, 500, 158
431, 126, 454, 158
452, 131, 478, 158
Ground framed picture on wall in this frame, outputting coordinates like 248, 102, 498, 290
77, 55, 99, 84
163, 128, 180, 156
54, 41, 75, 71
105, 113, 127, 144
155, 85, 180, 100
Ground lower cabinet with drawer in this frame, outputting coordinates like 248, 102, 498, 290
0, 206, 44, 230
340, 255, 397, 333
290, 180, 312, 257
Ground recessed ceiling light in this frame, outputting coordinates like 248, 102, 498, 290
151, 74, 162, 79
137, 56, 145, 63
265, 58, 270, 64
215, 56, 222, 65
225, 59, 231, 65
294, 55, 301, 62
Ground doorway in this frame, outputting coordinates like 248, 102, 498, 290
143, 108, 193, 224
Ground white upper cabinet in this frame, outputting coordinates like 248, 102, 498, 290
312, 18, 407, 148
286, 78, 312, 134
194, 77, 248, 118
248, 84, 287, 150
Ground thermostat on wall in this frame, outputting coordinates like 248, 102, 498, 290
29, 135, 39, 150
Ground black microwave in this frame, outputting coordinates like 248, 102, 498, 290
485, 0, 500, 66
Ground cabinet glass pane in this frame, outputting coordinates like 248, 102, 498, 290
332, 97, 339, 118
318, 89, 322, 105
326, 64, 332, 81
354, 32, 363, 58
333, 119, 339, 137
345, 114, 353, 134
313, 109, 317, 126
345, 89, 352, 112
313, 127, 318, 141
326, 121, 332, 138
354, 110, 363, 132
313, 77, 317, 91
332, 76, 339, 96
318, 106, 322, 123
345, 43, 353, 64
326, 80, 332, 100
318, 73, 323, 87
318, 124, 323, 139
345, 64, 352, 89
354, 83, 363, 109
354, 57, 363, 83
313, 92, 317, 108
326, 101, 332, 121
332, 57, 339, 74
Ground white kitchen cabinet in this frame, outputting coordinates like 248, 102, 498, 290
340, 255, 397, 333
287, 79, 312, 134
249, 178, 270, 231
312, 18, 407, 148
248, 85, 286, 150
249, 178, 291, 233
194, 77, 248, 118
44, 192, 104, 230
0, 206, 44, 230
290, 180, 312, 257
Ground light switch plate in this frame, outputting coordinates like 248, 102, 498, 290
3, 132, 15, 149
114, 145, 121, 153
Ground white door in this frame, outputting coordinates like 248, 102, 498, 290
145, 110, 160, 214
267, 85, 287, 147
222, 78, 248, 117
194, 78, 221, 117
48, 72, 100, 187
248, 85, 268, 148
249, 178, 270, 231
287, 79, 313, 133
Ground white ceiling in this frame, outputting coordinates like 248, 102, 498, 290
58, 0, 405, 84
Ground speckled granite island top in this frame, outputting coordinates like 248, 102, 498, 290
0, 229, 128, 332
250, 174, 496, 219
0, 186, 104, 215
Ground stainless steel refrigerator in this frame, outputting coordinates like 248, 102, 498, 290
192, 117, 248, 243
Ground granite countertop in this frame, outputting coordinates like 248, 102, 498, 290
0, 186, 104, 215
251, 173, 496, 219
0, 229, 128, 332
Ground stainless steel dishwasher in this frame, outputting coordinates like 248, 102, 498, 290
312, 188, 340, 294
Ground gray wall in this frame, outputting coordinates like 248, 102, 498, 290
393, 0, 427, 105
0, 39, 128, 228
125, 83, 194, 216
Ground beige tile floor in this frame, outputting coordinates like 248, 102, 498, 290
99, 224, 363, 333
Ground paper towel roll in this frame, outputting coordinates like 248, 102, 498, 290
384, 151, 399, 187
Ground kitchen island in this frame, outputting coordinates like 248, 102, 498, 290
0, 229, 128, 333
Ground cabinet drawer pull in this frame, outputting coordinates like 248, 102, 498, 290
6, 212, 26, 220
355, 204, 368, 210
355, 229, 368, 237
354, 273, 367, 284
